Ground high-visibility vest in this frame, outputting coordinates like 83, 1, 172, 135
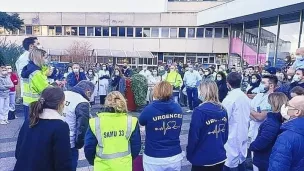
89, 113, 138, 171
23, 70, 49, 106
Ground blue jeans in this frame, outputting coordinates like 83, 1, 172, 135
223, 162, 246, 171
71, 148, 79, 171
186, 87, 198, 110
23, 105, 29, 121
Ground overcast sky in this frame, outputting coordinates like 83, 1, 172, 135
1, 0, 167, 12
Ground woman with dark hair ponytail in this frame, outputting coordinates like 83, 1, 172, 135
14, 87, 72, 171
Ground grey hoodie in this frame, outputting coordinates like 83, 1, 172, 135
0, 75, 13, 98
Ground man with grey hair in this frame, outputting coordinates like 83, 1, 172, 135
62, 80, 95, 171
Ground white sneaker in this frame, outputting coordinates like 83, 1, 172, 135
186, 110, 193, 113
0, 121, 7, 125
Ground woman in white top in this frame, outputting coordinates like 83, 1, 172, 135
98, 64, 110, 105
146, 69, 161, 103
86, 68, 99, 105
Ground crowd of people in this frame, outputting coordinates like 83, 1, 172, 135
0, 36, 304, 171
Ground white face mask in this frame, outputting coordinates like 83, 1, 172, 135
88, 71, 93, 75
115, 71, 119, 76
295, 55, 304, 61
217, 77, 222, 81
152, 71, 157, 76
189, 68, 194, 72
1, 71, 8, 75
199, 71, 203, 75
280, 104, 291, 120
102, 67, 106, 70
251, 79, 257, 83
68, 69, 72, 73
204, 72, 209, 76
73, 68, 79, 73
293, 75, 301, 82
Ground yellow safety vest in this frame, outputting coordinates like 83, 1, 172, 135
89, 113, 138, 171
23, 70, 49, 106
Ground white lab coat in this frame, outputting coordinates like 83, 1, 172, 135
87, 75, 99, 102
146, 75, 161, 102
15, 51, 30, 97
98, 70, 110, 96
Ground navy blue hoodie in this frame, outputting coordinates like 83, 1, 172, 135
187, 102, 228, 166
139, 99, 183, 158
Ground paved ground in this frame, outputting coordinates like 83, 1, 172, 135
0, 104, 192, 171
0, 104, 252, 171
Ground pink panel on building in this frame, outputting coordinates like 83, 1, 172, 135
230, 38, 266, 65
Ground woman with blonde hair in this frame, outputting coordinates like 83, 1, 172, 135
21, 48, 58, 120
139, 81, 183, 171
84, 91, 141, 171
249, 92, 287, 171
187, 80, 228, 171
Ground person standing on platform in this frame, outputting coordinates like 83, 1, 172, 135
183, 65, 201, 113
6, 65, 18, 120
98, 64, 110, 105
222, 72, 251, 171
62, 80, 94, 171
84, 91, 141, 171
139, 81, 183, 171
66, 64, 87, 90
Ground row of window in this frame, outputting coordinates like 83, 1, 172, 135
168, 0, 218, 1
0, 26, 229, 38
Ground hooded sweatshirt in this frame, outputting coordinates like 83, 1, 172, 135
139, 99, 183, 158
0, 74, 14, 98
269, 117, 304, 171
187, 102, 228, 166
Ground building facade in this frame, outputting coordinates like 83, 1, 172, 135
0, 1, 229, 67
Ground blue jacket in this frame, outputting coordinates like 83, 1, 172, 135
111, 76, 126, 95
139, 100, 183, 158
269, 117, 304, 171
187, 102, 228, 166
249, 112, 282, 170
14, 119, 72, 171
84, 108, 141, 165
66, 72, 87, 90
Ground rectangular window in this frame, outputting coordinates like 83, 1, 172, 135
48, 26, 55, 35
170, 28, 177, 38
196, 28, 204, 38
33, 26, 41, 35
214, 28, 223, 38
178, 28, 186, 38
188, 28, 195, 38
71, 27, 78, 36
41, 26, 48, 36
64, 26, 71, 35
19, 26, 25, 35
95, 27, 102, 36
56, 26, 62, 35
151, 28, 159, 37
111, 27, 118, 36
119, 27, 125, 37
161, 27, 169, 38
135, 27, 142, 37
103, 27, 109, 36
87, 27, 94, 36
224, 28, 228, 38
79, 27, 86, 36
143, 28, 150, 37
26, 26, 33, 35
127, 27, 133, 37
205, 28, 213, 38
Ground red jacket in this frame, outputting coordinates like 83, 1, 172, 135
9, 73, 18, 92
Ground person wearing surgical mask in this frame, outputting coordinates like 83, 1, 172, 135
146, 69, 161, 103
216, 71, 229, 102
268, 95, 304, 171
246, 74, 262, 99
287, 47, 304, 75
64, 66, 73, 78
183, 65, 201, 112
165, 65, 183, 103
111, 69, 126, 95
98, 65, 110, 105
0, 66, 14, 124
66, 63, 87, 90
139, 64, 152, 80
6, 65, 18, 120
249, 75, 278, 166
158, 66, 167, 81
287, 68, 304, 98
122, 63, 132, 78
86, 69, 99, 105
202, 68, 214, 82
249, 92, 287, 171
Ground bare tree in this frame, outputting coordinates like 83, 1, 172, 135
66, 41, 93, 70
